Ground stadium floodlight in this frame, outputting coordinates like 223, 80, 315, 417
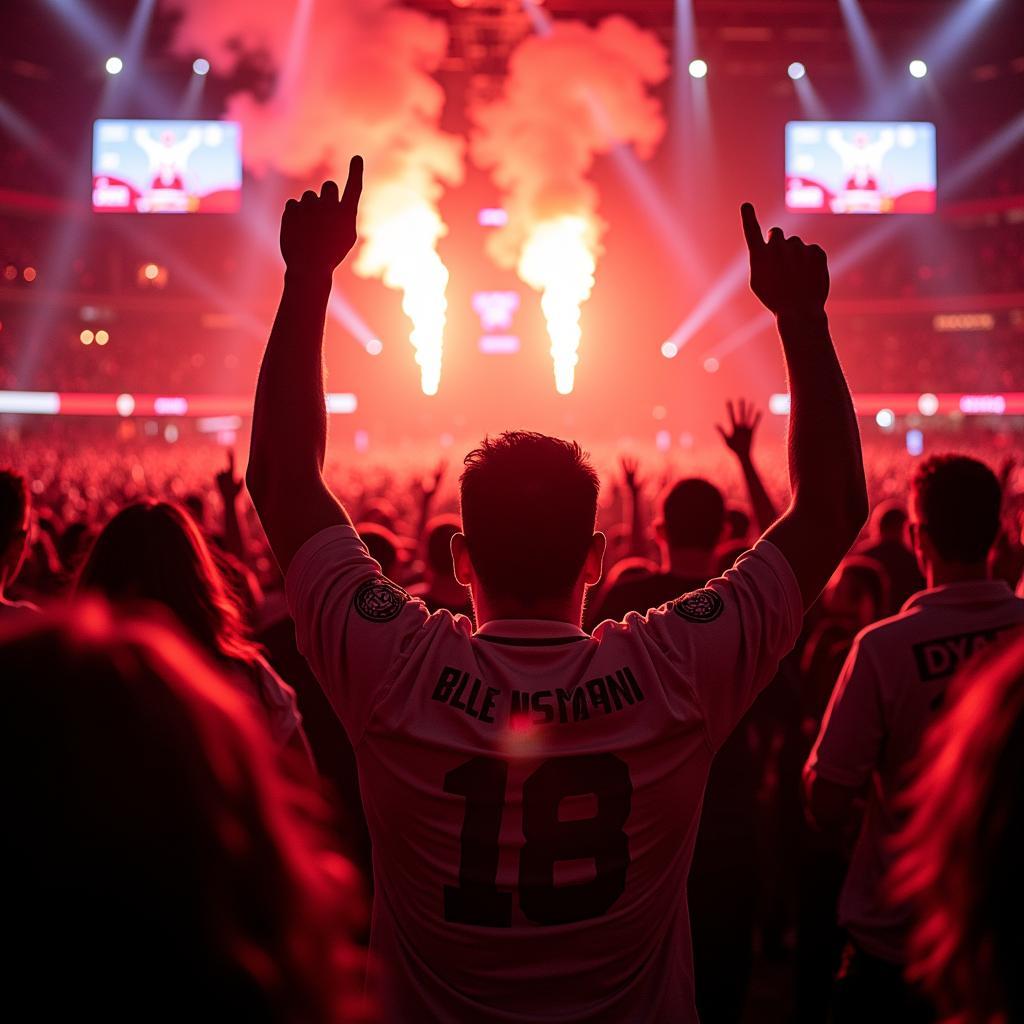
105, 56, 123, 75
909, 59, 928, 78
788, 62, 806, 80
192, 57, 210, 76
688, 59, 708, 79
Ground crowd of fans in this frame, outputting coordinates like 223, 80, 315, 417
2, 400, 1023, 1020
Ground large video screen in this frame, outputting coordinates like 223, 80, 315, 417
785, 121, 936, 214
92, 119, 242, 213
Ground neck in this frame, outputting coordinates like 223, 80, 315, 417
927, 561, 990, 588
472, 588, 586, 629
663, 546, 716, 580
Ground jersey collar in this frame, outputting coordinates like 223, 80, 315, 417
474, 619, 591, 646
902, 579, 1014, 612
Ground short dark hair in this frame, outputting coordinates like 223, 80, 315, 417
460, 432, 599, 603
0, 469, 29, 550
357, 523, 400, 579
912, 455, 1001, 564
425, 515, 461, 576
836, 555, 888, 617
662, 478, 725, 551
874, 500, 908, 538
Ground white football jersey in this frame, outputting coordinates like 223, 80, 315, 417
287, 525, 802, 1022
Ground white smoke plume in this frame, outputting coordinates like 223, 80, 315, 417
163, 0, 464, 395
471, 16, 667, 393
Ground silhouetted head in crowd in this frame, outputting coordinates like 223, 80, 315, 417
0, 468, 30, 596
1, 602, 363, 1023
659, 478, 726, 553
76, 500, 259, 665
824, 554, 888, 628
872, 499, 910, 544
892, 630, 1024, 1024
357, 522, 400, 579
425, 514, 462, 581
724, 505, 751, 544
910, 455, 1002, 585
455, 431, 603, 619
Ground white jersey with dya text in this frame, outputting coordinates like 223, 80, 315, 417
806, 580, 1024, 964
286, 525, 802, 1022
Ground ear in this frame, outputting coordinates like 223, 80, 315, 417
584, 531, 607, 587
451, 532, 474, 588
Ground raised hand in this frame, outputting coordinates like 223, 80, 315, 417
280, 156, 364, 276
741, 203, 829, 317
716, 399, 762, 461
216, 449, 243, 503
620, 455, 643, 496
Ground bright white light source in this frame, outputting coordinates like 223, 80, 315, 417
115, 393, 135, 417
918, 392, 939, 416
909, 59, 928, 79
876, 408, 895, 429
788, 62, 806, 80
105, 56, 123, 75
192, 57, 210, 76
365, 338, 383, 356
661, 340, 678, 359
688, 58, 708, 79
703, 356, 720, 373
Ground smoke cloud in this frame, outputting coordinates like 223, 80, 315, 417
163, 0, 464, 395
471, 16, 667, 392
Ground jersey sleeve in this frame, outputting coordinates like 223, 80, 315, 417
803, 631, 885, 789
284, 523, 432, 742
622, 539, 803, 749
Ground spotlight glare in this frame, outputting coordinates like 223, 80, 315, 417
143, 263, 160, 280
80, 330, 94, 345
688, 58, 708, 79
909, 59, 928, 79
876, 408, 895, 429
788, 61, 806, 80
661, 340, 679, 359
703, 356, 720, 373
365, 338, 383, 356
95, 329, 110, 346
192, 57, 210, 76
918, 392, 939, 416
105, 56, 123, 75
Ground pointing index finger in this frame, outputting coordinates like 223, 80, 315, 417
341, 155, 364, 209
740, 202, 765, 252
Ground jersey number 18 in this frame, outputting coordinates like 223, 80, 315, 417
443, 753, 632, 927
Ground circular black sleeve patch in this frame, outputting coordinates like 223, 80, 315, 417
354, 579, 410, 622
673, 588, 724, 623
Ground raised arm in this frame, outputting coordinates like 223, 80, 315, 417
716, 398, 778, 534
246, 157, 364, 573
740, 203, 868, 607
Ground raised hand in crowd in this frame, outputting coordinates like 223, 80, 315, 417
717, 399, 777, 533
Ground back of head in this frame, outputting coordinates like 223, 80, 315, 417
912, 455, 1001, 564
357, 522, 400, 579
661, 478, 726, 552
0, 467, 29, 559
425, 514, 462, 577
1, 602, 353, 1022
76, 500, 254, 662
892, 630, 1024, 1023
830, 554, 888, 622
460, 432, 599, 604
724, 506, 751, 544
873, 500, 909, 541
